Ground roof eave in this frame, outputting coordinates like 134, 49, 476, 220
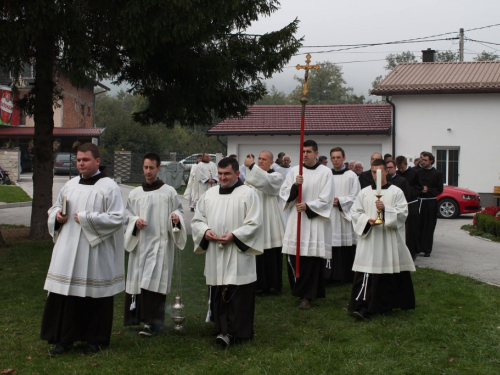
371, 88, 500, 96
206, 130, 391, 136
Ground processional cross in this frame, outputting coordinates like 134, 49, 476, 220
293, 54, 319, 278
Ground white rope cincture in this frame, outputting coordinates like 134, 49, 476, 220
418, 197, 437, 214
355, 273, 369, 301
205, 287, 212, 323
287, 255, 297, 283
130, 295, 136, 310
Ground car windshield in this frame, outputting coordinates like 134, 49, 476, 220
56, 154, 76, 162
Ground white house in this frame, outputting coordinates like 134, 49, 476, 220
207, 104, 393, 168
371, 58, 500, 206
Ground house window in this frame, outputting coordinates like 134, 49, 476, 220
435, 148, 459, 186
81, 104, 85, 115
87, 106, 91, 116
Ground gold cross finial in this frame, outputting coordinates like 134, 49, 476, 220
296, 54, 320, 96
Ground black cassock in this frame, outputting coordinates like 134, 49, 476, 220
417, 167, 444, 254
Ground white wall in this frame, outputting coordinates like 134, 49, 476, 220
393, 93, 500, 193
227, 134, 392, 169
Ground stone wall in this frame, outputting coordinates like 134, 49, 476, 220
0, 149, 20, 182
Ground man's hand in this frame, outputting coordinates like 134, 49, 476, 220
333, 197, 339, 206
56, 210, 68, 224
244, 156, 254, 167
171, 213, 179, 225
296, 203, 307, 212
375, 200, 385, 210
74, 212, 80, 224
422, 185, 428, 193
205, 229, 219, 241
208, 179, 216, 184
136, 218, 147, 230
368, 218, 376, 226
295, 175, 303, 185
218, 233, 234, 244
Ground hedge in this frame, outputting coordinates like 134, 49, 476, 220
475, 213, 500, 237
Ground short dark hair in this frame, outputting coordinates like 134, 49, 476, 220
384, 153, 392, 159
77, 143, 100, 159
386, 160, 396, 168
395, 155, 407, 169
421, 151, 435, 164
330, 147, 345, 157
318, 155, 328, 162
371, 159, 386, 168
277, 152, 285, 158
143, 152, 161, 167
218, 157, 239, 172
228, 154, 237, 158
303, 139, 318, 152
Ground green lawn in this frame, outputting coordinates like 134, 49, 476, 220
1, 237, 499, 374
0, 185, 32, 203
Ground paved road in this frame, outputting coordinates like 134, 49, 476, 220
2, 173, 498, 285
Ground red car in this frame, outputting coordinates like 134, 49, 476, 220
437, 186, 481, 219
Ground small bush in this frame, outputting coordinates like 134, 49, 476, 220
475, 213, 500, 237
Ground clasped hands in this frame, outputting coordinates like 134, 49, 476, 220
205, 229, 234, 245
136, 213, 179, 230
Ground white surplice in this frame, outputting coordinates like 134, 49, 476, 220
193, 161, 218, 203
45, 176, 125, 298
351, 185, 416, 274
331, 169, 361, 246
183, 163, 198, 207
280, 164, 334, 259
245, 165, 285, 249
124, 184, 187, 295
192, 184, 263, 285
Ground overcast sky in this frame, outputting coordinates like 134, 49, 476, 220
108, 0, 500, 99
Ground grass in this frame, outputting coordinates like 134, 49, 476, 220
461, 224, 500, 242
1, 237, 500, 374
0, 185, 32, 203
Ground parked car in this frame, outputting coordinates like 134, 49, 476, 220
437, 185, 481, 219
179, 154, 217, 171
53, 153, 77, 175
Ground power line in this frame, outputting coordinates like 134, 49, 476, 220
464, 23, 500, 32
465, 38, 500, 47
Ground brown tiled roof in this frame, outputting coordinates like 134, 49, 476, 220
207, 105, 392, 135
371, 61, 500, 95
0, 127, 104, 137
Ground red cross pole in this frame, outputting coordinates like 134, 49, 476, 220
294, 54, 319, 278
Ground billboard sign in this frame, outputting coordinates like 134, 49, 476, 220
0, 85, 20, 126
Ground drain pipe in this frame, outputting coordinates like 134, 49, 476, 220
386, 96, 396, 156
216, 135, 227, 155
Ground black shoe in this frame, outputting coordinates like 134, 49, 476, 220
82, 344, 100, 355
139, 324, 156, 337
216, 333, 231, 347
352, 308, 371, 321
424, 252, 431, 257
412, 253, 418, 261
48, 344, 71, 356
190, 208, 194, 212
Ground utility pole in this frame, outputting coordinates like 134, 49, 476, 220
459, 28, 464, 62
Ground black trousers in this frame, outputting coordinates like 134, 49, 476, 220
325, 245, 356, 282
419, 199, 438, 253
256, 247, 283, 292
287, 255, 326, 300
41, 293, 114, 346
210, 282, 256, 339
124, 289, 167, 328
406, 202, 421, 256
348, 271, 415, 314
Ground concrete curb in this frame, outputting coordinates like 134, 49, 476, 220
0, 201, 32, 209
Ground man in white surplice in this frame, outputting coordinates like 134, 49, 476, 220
124, 153, 187, 337
325, 147, 360, 283
244, 151, 285, 295
183, 154, 202, 211
280, 140, 334, 310
193, 152, 218, 207
41, 143, 124, 355
349, 159, 416, 322
192, 157, 263, 347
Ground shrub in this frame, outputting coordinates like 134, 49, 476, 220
475, 213, 500, 238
